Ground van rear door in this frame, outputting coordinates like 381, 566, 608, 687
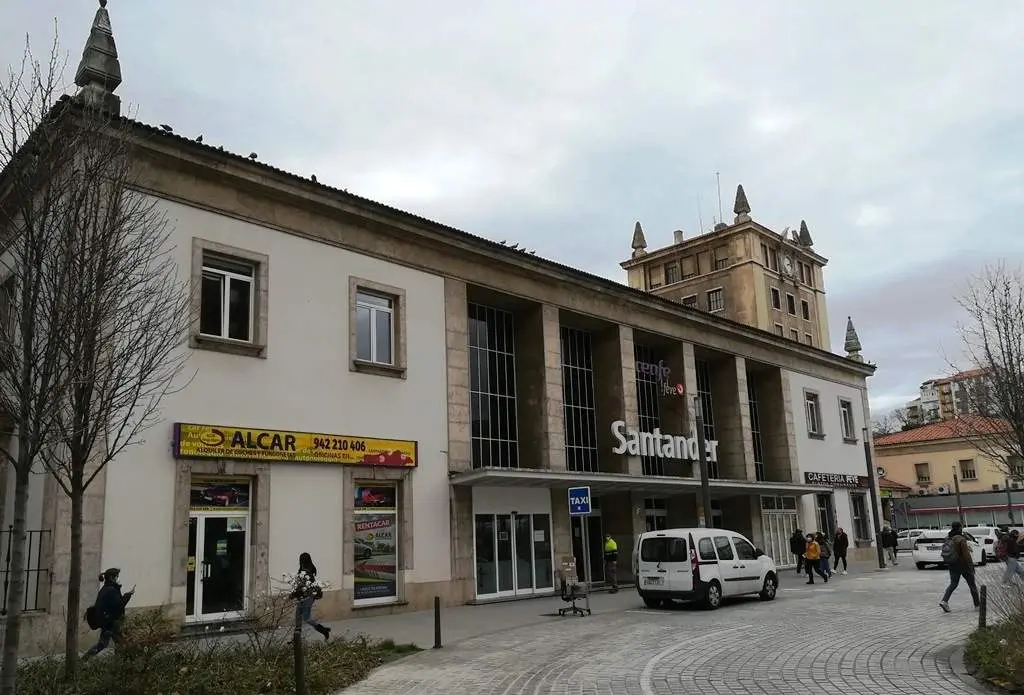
638, 534, 692, 594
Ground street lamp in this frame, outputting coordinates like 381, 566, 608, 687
861, 427, 886, 569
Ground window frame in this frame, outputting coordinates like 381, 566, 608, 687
958, 458, 978, 481
680, 294, 698, 308
349, 276, 407, 379
770, 287, 781, 310
804, 333, 813, 346
664, 263, 679, 285
190, 238, 269, 358
786, 293, 796, 316
801, 299, 811, 321
838, 397, 857, 443
914, 462, 931, 484
706, 287, 725, 313
850, 493, 871, 540
790, 328, 799, 342
804, 389, 824, 438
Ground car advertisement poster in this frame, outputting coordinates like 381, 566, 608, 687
190, 477, 250, 511
353, 514, 397, 600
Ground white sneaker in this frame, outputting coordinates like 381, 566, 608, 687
841, 570, 848, 575
939, 601, 950, 613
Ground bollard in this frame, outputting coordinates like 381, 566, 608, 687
978, 584, 987, 629
433, 595, 443, 649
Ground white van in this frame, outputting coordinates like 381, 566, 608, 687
635, 527, 778, 610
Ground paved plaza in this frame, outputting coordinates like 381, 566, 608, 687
336, 562, 1005, 694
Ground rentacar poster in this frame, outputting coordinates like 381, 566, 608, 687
353, 514, 397, 600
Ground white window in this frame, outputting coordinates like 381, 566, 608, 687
839, 399, 855, 440
804, 391, 822, 436
355, 291, 394, 365
770, 287, 781, 310
959, 458, 977, 481
914, 462, 930, 483
680, 294, 697, 308
200, 254, 255, 342
707, 288, 724, 312
850, 493, 870, 540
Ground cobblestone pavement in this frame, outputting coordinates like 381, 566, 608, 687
338, 563, 1008, 694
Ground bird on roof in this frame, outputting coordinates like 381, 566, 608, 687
311, 174, 317, 183
248, 152, 258, 160
195, 135, 203, 143
159, 124, 173, 133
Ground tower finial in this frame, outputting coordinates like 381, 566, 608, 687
631, 221, 648, 258
844, 316, 863, 361
74, 0, 122, 116
798, 220, 814, 247
733, 184, 751, 223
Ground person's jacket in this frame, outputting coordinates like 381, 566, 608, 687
948, 531, 975, 573
790, 532, 806, 555
94, 581, 128, 629
818, 538, 831, 559
804, 540, 821, 561
833, 532, 850, 554
291, 568, 321, 600
603, 538, 618, 562
881, 529, 898, 548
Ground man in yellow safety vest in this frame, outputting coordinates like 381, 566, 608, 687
603, 534, 619, 593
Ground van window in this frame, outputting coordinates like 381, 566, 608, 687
698, 537, 717, 561
640, 538, 669, 563
668, 538, 688, 562
733, 537, 758, 560
713, 536, 735, 561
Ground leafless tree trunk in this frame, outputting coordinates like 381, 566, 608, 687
0, 37, 78, 694
949, 263, 1024, 477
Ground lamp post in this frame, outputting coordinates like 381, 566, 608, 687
861, 427, 886, 569
1006, 476, 1015, 526
952, 466, 965, 525
694, 396, 713, 528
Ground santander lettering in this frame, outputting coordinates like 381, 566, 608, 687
610, 420, 719, 462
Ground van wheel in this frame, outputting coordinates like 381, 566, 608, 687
642, 596, 663, 609
916, 562, 926, 570
703, 580, 722, 610
759, 574, 777, 601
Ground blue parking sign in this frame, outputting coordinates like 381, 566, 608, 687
568, 486, 591, 516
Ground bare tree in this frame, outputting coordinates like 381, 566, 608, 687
0, 37, 79, 693
1, 37, 191, 684
949, 264, 1024, 478
872, 407, 910, 437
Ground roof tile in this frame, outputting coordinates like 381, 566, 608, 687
873, 415, 1009, 446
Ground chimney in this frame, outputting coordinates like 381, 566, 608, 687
673, 229, 684, 244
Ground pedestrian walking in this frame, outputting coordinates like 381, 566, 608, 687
803, 533, 828, 584
998, 529, 1024, 584
603, 534, 619, 593
881, 524, 899, 566
82, 568, 134, 660
833, 527, 850, 575
939, 521, 980, 613
816, 532, 833, 578
291, 552, 331, 642
790, 528, 806, 574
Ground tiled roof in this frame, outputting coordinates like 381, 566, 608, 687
873, 415, 1009, 447
878, 476, 912, 491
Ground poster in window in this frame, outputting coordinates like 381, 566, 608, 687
189, 476, 250, 511
353, 514, 397, 600
354, 485, 396, 511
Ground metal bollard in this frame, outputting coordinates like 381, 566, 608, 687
433, 595, 443, 649
978, 584, 987, 629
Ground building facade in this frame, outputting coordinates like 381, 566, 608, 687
0, 3, 882, 654
904, 369, 992, 427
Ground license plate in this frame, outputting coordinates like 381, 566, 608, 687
644, 577, 664, 586
928, 545, 940, 550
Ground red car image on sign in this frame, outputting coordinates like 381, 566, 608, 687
362, 450, 414, 467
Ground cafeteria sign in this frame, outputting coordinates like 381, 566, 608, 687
173, 423, 417, 467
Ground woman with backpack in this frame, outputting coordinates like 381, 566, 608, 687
291, 552, 331, 642
815, 532, 833, 579
82, 567, 134, 660
939, 521, 980, 612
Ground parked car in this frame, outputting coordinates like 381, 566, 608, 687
912, 530, 985, 569
897, 529, 927, 552
965, 526, 1003, 561
635, 528, 778, 610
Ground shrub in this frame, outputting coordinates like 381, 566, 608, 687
966, 581, 1024, 692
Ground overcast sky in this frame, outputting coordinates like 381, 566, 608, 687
5, 1, 1024, 416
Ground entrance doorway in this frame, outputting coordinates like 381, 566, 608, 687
571, 514, 604, 583
761, 495, 799, 568
187, 476, 250, 624
816, 493, 836, 538
473, 513, 553, 598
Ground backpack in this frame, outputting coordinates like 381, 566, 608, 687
940, 536, 960, 563
996, 535, 1012, 560
84, 605, 100, 630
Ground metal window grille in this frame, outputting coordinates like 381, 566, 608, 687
695, 360, 718, 478
468, 303, 519, 469
634, 344, 663, 476
748, 380, 765, 481
561, 326, 599, 473
1, 527, 51, 614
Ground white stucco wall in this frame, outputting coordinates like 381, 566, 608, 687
786, 370, 877, 540
100, 197, 450, 607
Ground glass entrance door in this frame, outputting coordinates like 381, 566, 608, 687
474, 512, 553, 599
186, 513, 249, 623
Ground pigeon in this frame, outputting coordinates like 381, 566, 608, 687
195, 135, 203, 143
159, 124, 173, 133
248, 153, 258, 160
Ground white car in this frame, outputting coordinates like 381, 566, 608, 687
965, 526, 1003, 561
635, 527, 778, 610
897, 529, 927, 552
912, 530, 985, 569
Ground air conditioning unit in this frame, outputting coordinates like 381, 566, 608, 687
917, 488, 930, 496
1013, 481, 1023, 490
936, 486, 950, 494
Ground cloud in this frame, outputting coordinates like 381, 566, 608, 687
4, 1, 1023, 417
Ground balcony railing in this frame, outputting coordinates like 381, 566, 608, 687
1, 527, 51, 614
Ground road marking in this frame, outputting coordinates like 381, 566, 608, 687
640, 625, 753, 695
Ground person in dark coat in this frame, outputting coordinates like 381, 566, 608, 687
83, 567, 134, 660
790, 529, 806, 574
939, 521, 980, 612
832, 527, 850, 574
291, 552, 331, 642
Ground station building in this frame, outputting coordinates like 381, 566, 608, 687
1, 3, 881, 652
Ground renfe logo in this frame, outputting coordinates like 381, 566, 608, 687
635, 360, 671, 382
610, 420, 719, 462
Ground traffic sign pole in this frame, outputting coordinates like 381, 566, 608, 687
568, 486, 593, 614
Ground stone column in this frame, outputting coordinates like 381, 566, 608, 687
681, 343, 700, 478
660, 341, 690, 478
709, 357, 753, 481
540, 305, 566, 470
550, 489, 573, 571
449, 486, 474, 603
756, 369, 799, 483
444, 278, 472, 473
594, 325, 640, 475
